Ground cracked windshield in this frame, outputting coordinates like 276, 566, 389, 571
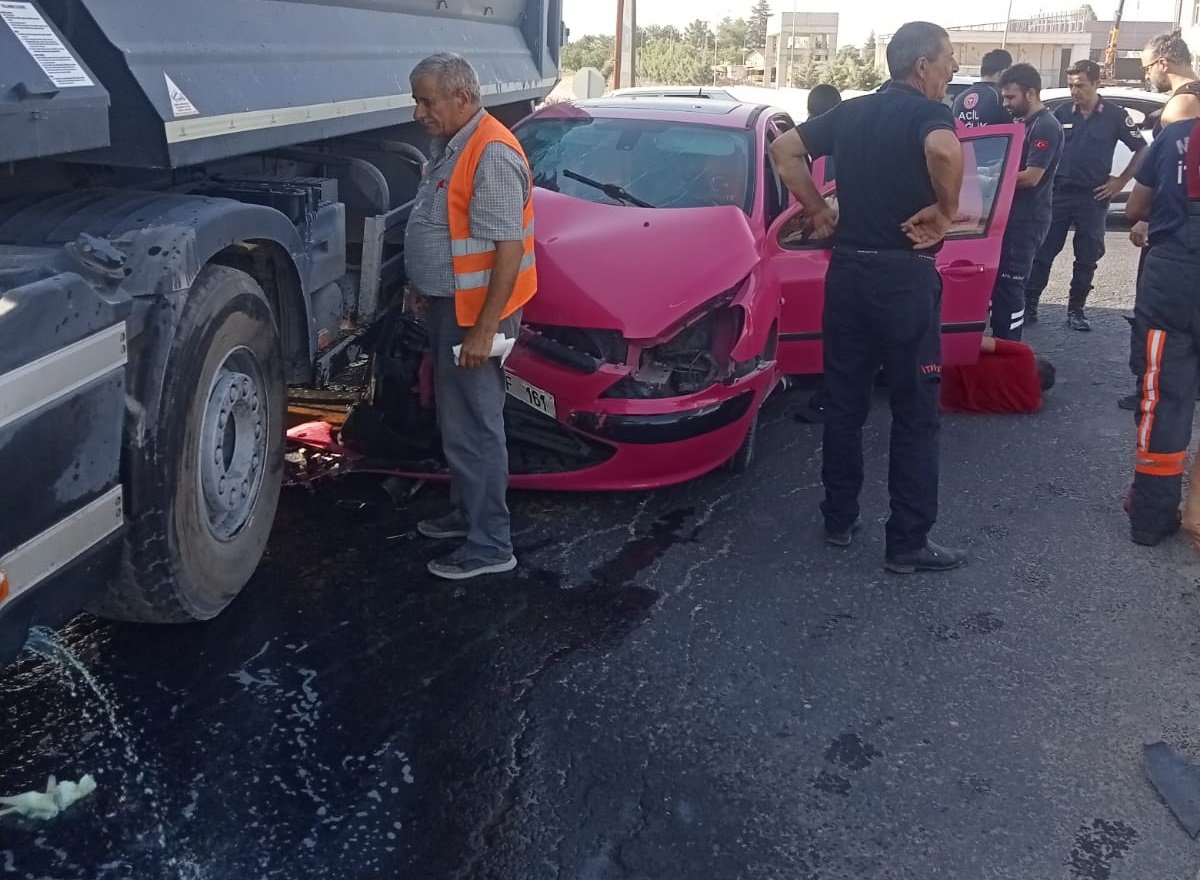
519, 118, 755, 210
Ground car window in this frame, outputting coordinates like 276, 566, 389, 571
517, 117, 756, 212
1044, 95, 1164, 130
776, 132, 1010, 248
1117, 100, 1164, 129
776, 193, 837, 248
947, 134, 1010, 238
764, 115, 794, 225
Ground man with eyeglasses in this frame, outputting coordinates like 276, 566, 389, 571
1023, 59, 1146, 331
1141, 30, 1200, 130
1119, 30, 1200, 411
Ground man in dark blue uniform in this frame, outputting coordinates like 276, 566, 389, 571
1024, 59, 1146, 330
951, 49, 1012, 127
1120, 30, 1200, 410
988, 63, 1063, 340
1124, 117, 1200, 546
770, 21, 967, 574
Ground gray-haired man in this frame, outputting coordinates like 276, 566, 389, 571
770, 22, 968, 574
404, 52, 538, 580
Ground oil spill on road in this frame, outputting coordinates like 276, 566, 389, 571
0, 478, 674, 878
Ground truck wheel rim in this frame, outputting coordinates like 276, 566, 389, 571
199, 347, 268, 541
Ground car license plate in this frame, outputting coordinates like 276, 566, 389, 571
505, 372, 557, 419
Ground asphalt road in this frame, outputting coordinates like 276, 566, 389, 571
4, 233, 1200, 880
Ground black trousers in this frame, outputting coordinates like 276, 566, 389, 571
1026, 186, 1108, 313
1129, 224, 1200, 539
820, 249, 943, 555
991, 218, 1050, 340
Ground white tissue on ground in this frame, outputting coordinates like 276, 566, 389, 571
452, 333, 515, 366
0, 774, 97, 820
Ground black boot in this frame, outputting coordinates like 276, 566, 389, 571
884, 540, 968, 574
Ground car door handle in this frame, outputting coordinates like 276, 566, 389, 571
942, 264, 986, 278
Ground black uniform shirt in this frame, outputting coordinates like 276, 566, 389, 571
1053, 96, 1144, 189
798, 81, 956, 252
952, 82, 1011, 127
1010, 108, 1064, 222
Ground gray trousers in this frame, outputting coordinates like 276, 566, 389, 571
425, 296, 520, 557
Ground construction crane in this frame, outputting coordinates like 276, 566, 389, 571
1103, 0, 1126, 82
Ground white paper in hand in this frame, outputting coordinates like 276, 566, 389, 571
452, 333, 515, 366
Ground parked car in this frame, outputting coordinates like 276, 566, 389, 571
1040, 87, 1167, 210
944, 75, 977, 107
608, 85, 742, 102
288, 98, 1022, 490
608, 84, 814, 121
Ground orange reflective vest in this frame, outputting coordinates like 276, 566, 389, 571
447, 113, 538, 327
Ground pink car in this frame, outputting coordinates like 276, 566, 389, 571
288, 98, 1023, 491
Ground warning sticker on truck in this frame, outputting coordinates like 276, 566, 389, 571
0, 1, 94, 88
163, 73, 199, 118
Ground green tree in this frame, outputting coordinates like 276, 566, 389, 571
683, 19, 712, 50
639, 39, 711, 85
816, 45, 883, 91
862, 31, 877, 67
715, 17, 749, 65
791, 59, 821, 88
638, 24, 681, 47
561, 34, 615, 75
747, 0, 770, 51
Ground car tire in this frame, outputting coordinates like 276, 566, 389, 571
725, 406, 759, 473
89, 265, 284, 623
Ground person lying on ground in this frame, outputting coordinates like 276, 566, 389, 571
940, 336, 1056, 414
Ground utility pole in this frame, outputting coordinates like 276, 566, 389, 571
1001, 0, 1014, 49
613, 0, 636, 89
789, 0, 797, 88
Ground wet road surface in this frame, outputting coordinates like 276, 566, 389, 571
3, 236, 1200, 879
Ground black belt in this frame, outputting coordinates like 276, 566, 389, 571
834, 246, 936, 264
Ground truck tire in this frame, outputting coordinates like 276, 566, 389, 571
91, 265, 285, 623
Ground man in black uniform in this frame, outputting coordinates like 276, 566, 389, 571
808, 84, 843, 119
1124, 116, 1200, 546
770, 21, 967, 574
951, 49, 1012, 127
1024, 59, 1146, 330
1119, 30, 1200, 410
988, 64, 1063, 341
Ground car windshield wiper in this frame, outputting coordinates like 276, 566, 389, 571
562, 168, 656, 208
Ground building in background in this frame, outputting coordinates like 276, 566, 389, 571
876, 7, 1172, 87
765, 11, 838, 87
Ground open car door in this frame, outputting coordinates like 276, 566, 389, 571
767, 123, 1024, 375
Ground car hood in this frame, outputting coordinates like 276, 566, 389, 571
527, 189, 760, 340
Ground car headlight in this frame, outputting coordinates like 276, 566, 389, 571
602, 289, 745, 399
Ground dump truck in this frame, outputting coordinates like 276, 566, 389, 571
0, 0, 563, 662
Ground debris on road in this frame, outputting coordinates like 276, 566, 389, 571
0, 774, 96, 821
1144, 741, 1200, 837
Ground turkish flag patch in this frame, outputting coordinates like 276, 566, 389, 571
1034, 139, 1050, 150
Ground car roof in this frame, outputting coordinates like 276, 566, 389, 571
609, 86, 738, 100
530, 97, 776, 129
1041, 87, 1167, 105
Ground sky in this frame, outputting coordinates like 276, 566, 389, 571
561, 0, 1181, 49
